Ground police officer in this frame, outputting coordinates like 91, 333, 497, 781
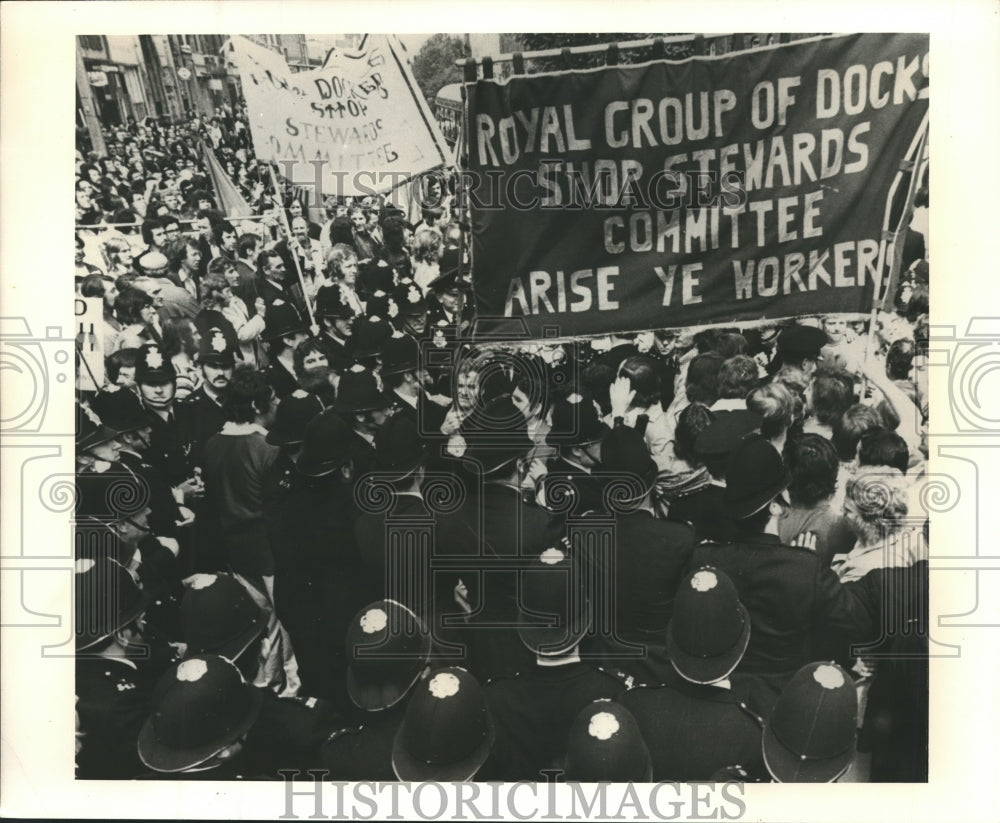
380, 332, 449, 437
90, 386, 187, 542
619, 566, 771, 780
262, 389, 325, 536
134, 342, 200, 492
687, 435, 873, 687
320, 599, 433, 779
456, 395, 567, 681
425, 248, 474, 344
180, 325, 236, 466
74, 555, 162, 779
178, 574, 342, 772
484, 548, 627, 781
354, 414, 477, 657
263, 301, 311, 399
668, 409, 762, 542
75, 464, 181, 604
761, 661, 858, 782
332, 364, 397, 481
136, 655, 279, 778
766, 323, 829, 378
391, 666, 494, 781
315, 284, 357, 375
271, 409, 374, 706
535, 390, 609, 516
349, 314, 393, 371
563, 700, 653, 782
578, 424, 696, 684
393, 277, 430, 342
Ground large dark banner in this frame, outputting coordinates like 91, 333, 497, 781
466, 33, 928, 338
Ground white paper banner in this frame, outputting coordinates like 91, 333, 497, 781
227, 34, 450, 197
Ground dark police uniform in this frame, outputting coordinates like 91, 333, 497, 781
266, 359, 300, 400
143, 406, 195, 487
319, 332, 354, 375
318, 704, 406, 781
667, 483, 741, 543
483, 662, 627, 781
688, 534, 874, 686
454, 484, 566, 681
536, 456, 606, 517
271, 472, 373, 712
179, 385, 226, 467
75, 657, 154, 779
577, 510, 696, 684
619, 668, 772, 781
354, 491, 479, 669
119, 449, 182, 539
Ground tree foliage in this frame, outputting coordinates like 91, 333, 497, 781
410, 34, 470, 104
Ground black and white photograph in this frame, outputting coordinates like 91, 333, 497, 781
1, 2, 998, 821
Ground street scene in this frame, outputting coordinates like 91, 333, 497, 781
71, 31, 930, 785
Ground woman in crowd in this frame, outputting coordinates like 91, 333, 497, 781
325, 243, 365, 317
115, 287, 160, 349
411, 226, 443, 290
161, 317, 202, 400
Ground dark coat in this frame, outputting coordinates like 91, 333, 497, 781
688, 534, 874, 685
619, 668, 771, 781
484, 662, 626, 781
577, 510, 695, 683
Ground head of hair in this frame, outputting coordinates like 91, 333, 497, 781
773, 364, 810, 399
717, 355, 758, 400
785, 433, 839, 507
811, 366, 856, 428
715, 332, 749, 358
256, 247, 283, 275
411, 226, 443, 265
905, 283, 929, 325
886, 338, 916, 381
199, 271, 230, 310
674, 403, 715, 465
100, 235, 132, 269
206, 256, 236, 279
222, 365, 273, 423
583, 360, 616, 417
327, 243, 357, 279
832, 403, 884, 462
685, 352, 725, 406
619, 355, 660, 409
212, 220, 237, 246
140, 215, 166, 245
165, 236, 200, 273
292, 337, 328, 378
845, 466, 909, 542
858, 430, 910, 475
115, 272, 139, 292
161, 317, 197, 359
114, 287, 153, 325
80, 274, 109, 299
105, 347, 138, 382
747, 382, 796, 440
328, 215, 355, 248
381, 216, 408, 252
236, 232, 260, 258
421, 206, 444, 224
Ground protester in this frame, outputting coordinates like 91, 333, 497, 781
71, 49, 930, 785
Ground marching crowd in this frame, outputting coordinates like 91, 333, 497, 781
73, 105, 931, 784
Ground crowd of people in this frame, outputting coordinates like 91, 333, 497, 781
73, 100, 931, 784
